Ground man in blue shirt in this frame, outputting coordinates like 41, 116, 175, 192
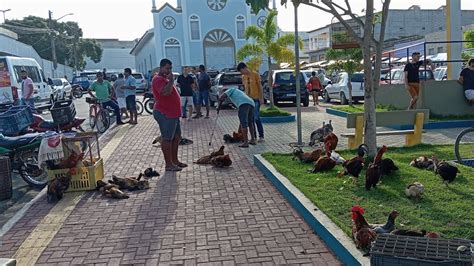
123, 68, 137, 124
218, 87, 256, 148
194, 65, 211, 119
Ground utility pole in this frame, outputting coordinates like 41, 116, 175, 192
49, 10, 58, 78
293, 2, 302, 146
1, 9, 11, 23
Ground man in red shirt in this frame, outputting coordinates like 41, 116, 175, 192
152, 59, 187, 172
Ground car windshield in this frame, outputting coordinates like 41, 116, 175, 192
132, 74, 143, 79
275, 72, 305, 84
351, 73, 364, 83
51, 79, 63, 86
220, 74, 242, 85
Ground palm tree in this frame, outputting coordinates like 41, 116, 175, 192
325, 34, 363, 106
237, 10, 302, 107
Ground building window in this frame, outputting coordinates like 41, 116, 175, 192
190, 15, 201, 41
428, 48, 435, 55
236, 15, 246, 40
437, 47, 444, 53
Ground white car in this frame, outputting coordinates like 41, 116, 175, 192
323, 72, 364, 104
433, 66, 447, 81
50, 78, 72, 100
132, 73, 147, 92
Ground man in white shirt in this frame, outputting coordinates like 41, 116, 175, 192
20, 70, 35, 109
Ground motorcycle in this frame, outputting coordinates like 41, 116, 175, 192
0, 133, 48, 188
143, 92, 154, 115
30, 114, 85, 133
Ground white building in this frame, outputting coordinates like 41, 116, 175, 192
84, 39, 137, 71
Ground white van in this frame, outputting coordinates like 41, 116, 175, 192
0, 56, 52, 109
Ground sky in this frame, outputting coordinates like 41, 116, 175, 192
0, 0, 473, 40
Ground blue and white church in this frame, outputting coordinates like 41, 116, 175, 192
131, 0, 276, 74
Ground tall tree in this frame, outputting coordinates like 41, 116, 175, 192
325, 33, 363, 106
5, 16, 102, 70
246, 0, 391, 156
236, 10, 303, 107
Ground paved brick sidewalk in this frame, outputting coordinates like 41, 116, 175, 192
0, 110, 341, 265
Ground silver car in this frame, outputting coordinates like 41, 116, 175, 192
132, 73, 147, 92
51, 78, 72, 100
209, 71, 244, 107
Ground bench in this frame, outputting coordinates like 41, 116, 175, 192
341, 109, 430, 149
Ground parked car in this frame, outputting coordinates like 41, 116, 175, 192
0, 56, 52, 110
264, 69, 309, 107
301, 69, 332, 88
132, 73, 147, 92
323, 72, 364, 104
209, 71, 244, 107
50, 78, 72, 100
433, 66, 447, 81
381, 68, 435, 85
72, 75, 91, 90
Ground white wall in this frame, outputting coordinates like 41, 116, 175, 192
85, 47, 136, 71
134, 36, 156, 75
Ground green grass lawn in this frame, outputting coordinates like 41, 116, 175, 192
260, 107, 292, 117
331, 105, 474, 122
262, 144, 474, 240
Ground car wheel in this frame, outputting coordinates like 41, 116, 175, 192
323, 90, 331, 103
340, 92, 348, 105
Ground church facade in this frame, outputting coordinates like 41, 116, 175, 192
150, 0, 273, 72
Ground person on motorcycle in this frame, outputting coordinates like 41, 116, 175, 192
88, 72, 125, 125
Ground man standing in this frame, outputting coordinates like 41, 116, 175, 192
238, 62, 264, 142
123, 68, 137, 124
20, 70, 35, 109
102, 68, 107, 81
404, 52, 434, 110
113, 73, 129, 119
177, 67, 197, 120
194, 65, 211, 119
152, 59, 187, 172
88, 72, 125, 125
218, 87, 256, 148
458, 58, 474, 106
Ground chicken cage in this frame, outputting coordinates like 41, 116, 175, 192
370, 234, 472, 266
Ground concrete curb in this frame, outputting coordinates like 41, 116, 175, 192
254, 154, 369, 266
260, 115, 296, 123
326, 108, 474, 130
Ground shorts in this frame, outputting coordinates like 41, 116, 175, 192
126, 95, 136, 111
180, 96, 194, 108
153, 110, 181, 141
407, 83, 421, 97
465, 89, 474, 101
117, 97, 126, 109
197, 90, 209, 106
238, 104, 255, 128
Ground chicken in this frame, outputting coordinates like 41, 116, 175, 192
370, 210, 399, 234
292, 147, 323, 163
410, 156, 435, 171
365, 145, 388, 190
210, 146, 225, 157
224, 134, 241, 143
405, 182, 424, 200
56, 152, 85, 169
309, 142, 337, 173
351, 205, 377, 249
109, 175, 150, 191
323, 132, 338, 153
143, 167, 160, 178
391, 229, 427, 237
338, 144, 368, 181
195, 146, 226, 164
379, 158, 398, 176
102, 186, 129, 199
210, 154, 232, 168
432, 156, 460, 185
47, 169, 74, 203
309, 120, 333, 146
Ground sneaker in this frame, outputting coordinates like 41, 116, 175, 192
258, 138, 265, 143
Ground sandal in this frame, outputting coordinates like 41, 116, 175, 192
165, 165, 182, 172
176, 162, 188, 168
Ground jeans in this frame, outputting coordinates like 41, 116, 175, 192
102, 100, 122, 123
21, 98, 37, 113
253, 99, 264, 138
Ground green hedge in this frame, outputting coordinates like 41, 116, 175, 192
260, 107, 292, 117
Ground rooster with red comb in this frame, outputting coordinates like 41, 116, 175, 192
351, 205, 377, 249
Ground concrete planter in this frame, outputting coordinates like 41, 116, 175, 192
260, 115, 295, 123
254, 155, 368, 266
326, 108, 474, 130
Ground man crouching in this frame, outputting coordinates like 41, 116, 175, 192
218, 87, 256, 148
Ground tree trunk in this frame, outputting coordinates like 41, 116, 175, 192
267, 56, 274, 107
347, 73, 353, 106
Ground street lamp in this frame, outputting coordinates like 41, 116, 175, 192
0, 9, 11, 23
48, 11, 74, 77
56, 13, 74, 22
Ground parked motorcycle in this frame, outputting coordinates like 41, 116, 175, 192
0, 133, 48, 188
143, 92, 154, 115
30, 114, 85, 133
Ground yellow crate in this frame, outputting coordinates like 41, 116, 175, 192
47, 158, 104, 192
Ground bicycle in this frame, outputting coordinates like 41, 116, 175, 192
454, 126, 474, 167
86, 97, 111, 133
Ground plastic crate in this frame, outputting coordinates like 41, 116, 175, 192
370, 234, 472, 266
0, 156, 12, 200
47, 158, 104, 192
50, 100, 76, 125
0, 106, 34, 136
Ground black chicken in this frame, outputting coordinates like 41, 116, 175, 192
379, 158, 398, 176
370, 210, 400, 234
338, 144, 368, 181
432, 156, 460, 185
365, 145, 388, 190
